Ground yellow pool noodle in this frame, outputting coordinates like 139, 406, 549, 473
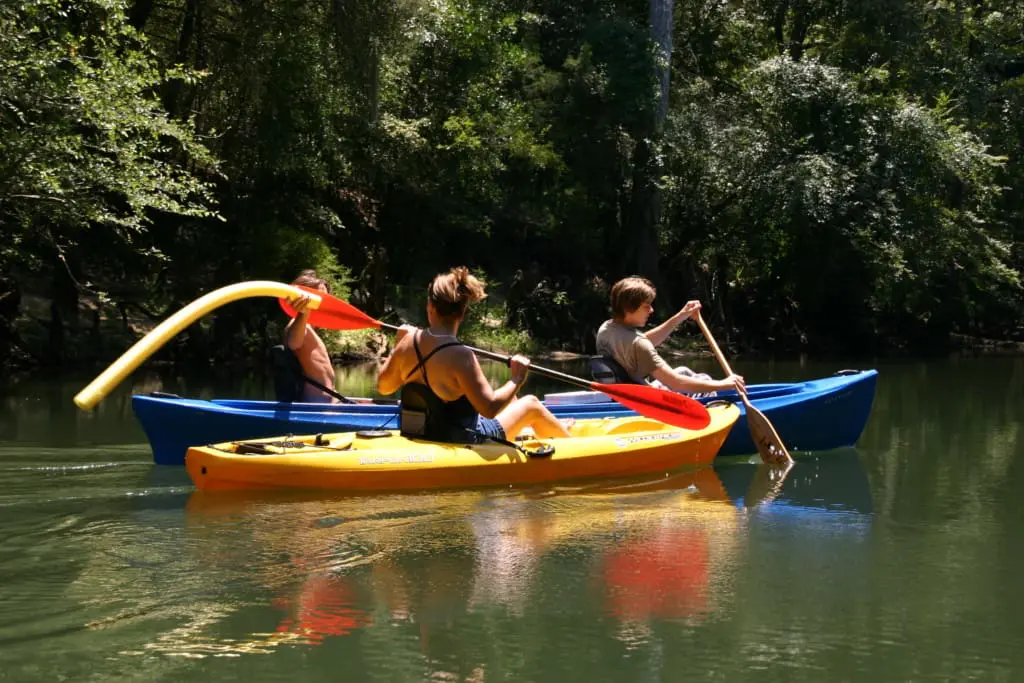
73, 281, 321, 410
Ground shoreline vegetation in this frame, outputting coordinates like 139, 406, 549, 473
2, 0, 1022, 376
4, 291, 1020, 390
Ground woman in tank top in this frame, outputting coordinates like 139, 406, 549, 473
377, 266, 570, 442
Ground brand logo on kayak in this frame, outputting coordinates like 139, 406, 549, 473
614, 432, 685, 448
358, 454, 434, 465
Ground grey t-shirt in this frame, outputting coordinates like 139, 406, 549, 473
595, 319, 672, 383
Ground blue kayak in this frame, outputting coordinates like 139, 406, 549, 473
132, 369, 877, 466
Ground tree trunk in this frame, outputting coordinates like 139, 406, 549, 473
127, 0, 157, 31
626, 0, 673, 289
629, 139, 663, 279
161, 0, 199, 117
650, 0, 673, 122
48, 258, 79, 365
0, 275, 20, 369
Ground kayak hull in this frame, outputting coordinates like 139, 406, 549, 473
185, 405, 740, 492
135, 370, 878, 465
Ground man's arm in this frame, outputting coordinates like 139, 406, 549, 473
284, 316, 308, 351
284, 293, 317, 351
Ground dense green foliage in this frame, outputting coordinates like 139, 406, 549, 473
1, 0, 1021, 369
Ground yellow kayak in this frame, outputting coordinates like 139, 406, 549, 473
185, 403, 739, 492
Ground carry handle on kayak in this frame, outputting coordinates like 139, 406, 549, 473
279, 288, 711, 431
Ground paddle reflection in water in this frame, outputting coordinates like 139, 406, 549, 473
270, 565, 372, 644
464, 468, 743, 623
595, 469, 737, 629
170, 456, 872, 664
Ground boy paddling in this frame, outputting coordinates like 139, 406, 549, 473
596, 276, 745, 395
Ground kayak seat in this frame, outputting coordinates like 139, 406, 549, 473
399, 383, 476, 444
270, 345, 306, 402
270, 345, 353, 403
603, 417, 668, 435
588, 356, 640, 385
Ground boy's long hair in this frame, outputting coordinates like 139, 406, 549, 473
610, 276, 656, 319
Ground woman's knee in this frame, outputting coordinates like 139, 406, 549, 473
519, 394, 547, 415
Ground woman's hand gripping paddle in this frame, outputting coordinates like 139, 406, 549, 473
693, 312, 793, 465
280, 289, 712, 431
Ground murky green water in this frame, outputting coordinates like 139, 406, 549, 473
0, 356, 1021, 681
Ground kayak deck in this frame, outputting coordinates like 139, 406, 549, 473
137, 370, 878, 465
186, 405, 740, 492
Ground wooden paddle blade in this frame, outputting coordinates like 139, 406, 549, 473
742, 399, 793, 465
593, 383, 711, 430
696, 312, 793, 465
279, 286, 382, 331
743, 460, 795, 509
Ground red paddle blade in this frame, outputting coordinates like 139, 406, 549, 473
592, 382, 711, 430
278, 286, 382, 331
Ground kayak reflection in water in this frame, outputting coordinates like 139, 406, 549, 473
274, 572, 371, 642
176, 461, 811, 655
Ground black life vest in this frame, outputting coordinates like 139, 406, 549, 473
269, 344, 350, 403
270, 345, 306, 402
399, 332, 479, 443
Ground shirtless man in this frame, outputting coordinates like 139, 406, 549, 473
285, 270, 337, 403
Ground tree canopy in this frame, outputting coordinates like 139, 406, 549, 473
1, 0, 1021, 368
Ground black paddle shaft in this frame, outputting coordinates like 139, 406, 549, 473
378, 322, 593, 392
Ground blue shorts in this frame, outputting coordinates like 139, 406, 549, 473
474, 416, 506, 442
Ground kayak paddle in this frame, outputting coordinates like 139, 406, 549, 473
694, 312, 793, 465
280, 288, 712, 431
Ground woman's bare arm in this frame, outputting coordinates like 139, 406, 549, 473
455, 352, 522, 418
376, 326, 417, 395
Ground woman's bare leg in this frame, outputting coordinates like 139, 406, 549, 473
496, 395, 571, 439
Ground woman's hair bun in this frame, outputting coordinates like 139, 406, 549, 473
429, 266, 486, 318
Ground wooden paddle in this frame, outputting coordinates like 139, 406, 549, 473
693, 312, 793, 465
280, 289, 712, 431
744, 461, 795, 508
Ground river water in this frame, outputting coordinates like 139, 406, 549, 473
0, 355, 1021, 681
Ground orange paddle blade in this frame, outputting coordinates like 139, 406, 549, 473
593, 382, 711, 430
279, 286, 383, 330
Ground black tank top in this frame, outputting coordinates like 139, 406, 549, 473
401, 331, 478, 436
